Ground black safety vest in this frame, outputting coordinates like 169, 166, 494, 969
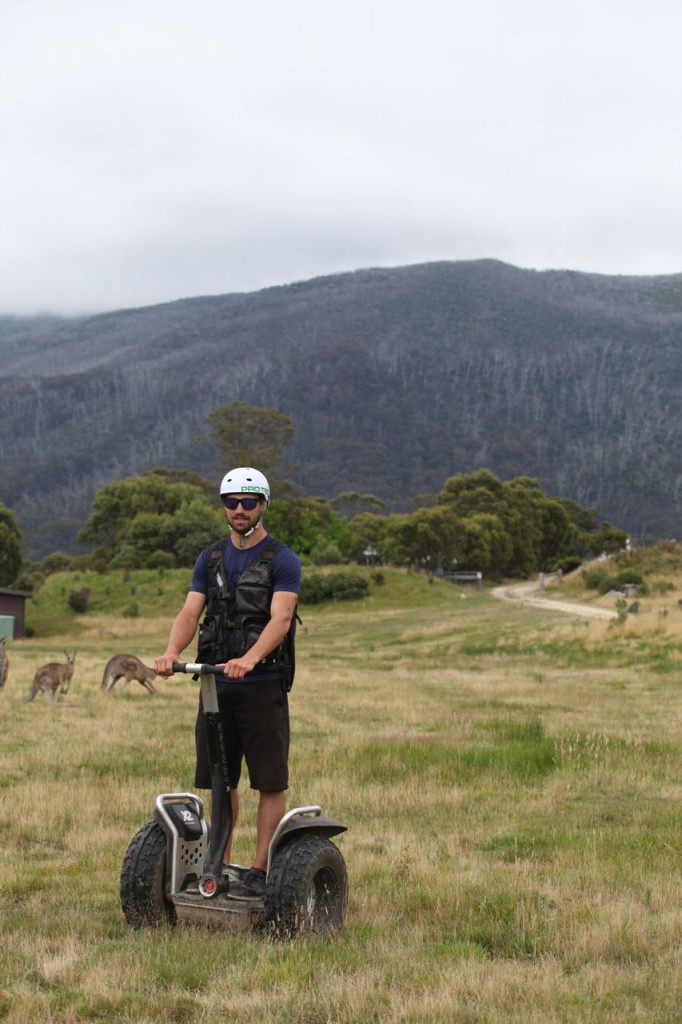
196, 536, 298, 690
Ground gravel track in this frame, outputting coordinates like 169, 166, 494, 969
490, 581, 618, 621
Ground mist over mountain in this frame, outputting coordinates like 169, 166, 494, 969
2, 259, 682, 559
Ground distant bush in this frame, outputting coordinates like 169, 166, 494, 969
649, 579, 674, 594
614, 570, 643, 587
148, 549, 175, 570
15, 570, 45, 593
70, 554, 94, 572
40, 551, 74, 574
309, 539, 344, 565
67, 587, 91, 613
592, 569, 644, 596
300, 572, 369, 604
122, 601, 140, 619
370, 570, 385, 586
582, 568, 609, 590
552, 556, 583, 574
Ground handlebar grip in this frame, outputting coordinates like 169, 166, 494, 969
172, 662, 221, 675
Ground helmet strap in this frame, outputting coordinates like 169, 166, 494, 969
232, 517, 264, 547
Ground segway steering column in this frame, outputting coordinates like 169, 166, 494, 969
172, 662, 232, 897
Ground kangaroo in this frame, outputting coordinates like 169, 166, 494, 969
22, 651, 77, 703
100, 653, 158, 695
0, 637, 8, 692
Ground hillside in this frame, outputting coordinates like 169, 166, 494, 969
2, 259, 682, 557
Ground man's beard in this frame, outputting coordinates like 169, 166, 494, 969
231, 517, 258, 535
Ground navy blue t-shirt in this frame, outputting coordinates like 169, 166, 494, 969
189, 534, 301, 684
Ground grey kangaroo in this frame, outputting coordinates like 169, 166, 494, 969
100, 653, 157, 695
22, 651, 77, 703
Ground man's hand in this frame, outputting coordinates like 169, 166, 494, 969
220, 654, 258, 680
154, 654, 179, 676
219, 591, 297, 681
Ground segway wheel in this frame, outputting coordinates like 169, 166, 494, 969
264, 834, 348, 939
120, 820, 176, 928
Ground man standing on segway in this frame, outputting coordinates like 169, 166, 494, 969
154, 467, 301, 899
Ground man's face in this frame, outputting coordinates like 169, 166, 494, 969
222, 493, 263, 535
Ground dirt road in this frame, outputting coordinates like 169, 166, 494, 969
490, 580, 618, 620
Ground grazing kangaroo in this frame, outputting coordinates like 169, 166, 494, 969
100, 653, 158, 695
0, 637, 8, 692
22, 651, 77, 703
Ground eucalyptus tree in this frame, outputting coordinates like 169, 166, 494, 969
78, 471, 223, 567
0, 504, 23, 586
206, 401, 297, 495
440, 470, 576, 575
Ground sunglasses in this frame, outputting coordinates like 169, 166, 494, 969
221, 496, 261, 511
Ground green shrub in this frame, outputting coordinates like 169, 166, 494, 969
552, 556, 582, 574
67, 587, 91, 613
148, 549, 175, 570
591, 569, 645, 596
299, 572, 369, 604
40, 551, 74, 574
309, 538, 344, 565
15, 570, 44, 593
614, 570, 644, 588
582, 568, 609, 590
69, 554, 93, 572
649, 579, 675, 594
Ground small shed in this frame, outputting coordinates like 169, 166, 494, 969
0, 588, 32, 639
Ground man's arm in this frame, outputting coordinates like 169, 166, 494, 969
154, 591, 207, 675
221, 590, 298, 680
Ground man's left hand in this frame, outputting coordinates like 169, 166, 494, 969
220, 656, 258, 680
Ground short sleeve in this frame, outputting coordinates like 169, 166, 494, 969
272, 546, 301, 594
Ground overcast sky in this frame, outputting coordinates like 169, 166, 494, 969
2, 0, 681, 315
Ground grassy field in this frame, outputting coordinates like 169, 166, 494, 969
1, 565, 681, 1023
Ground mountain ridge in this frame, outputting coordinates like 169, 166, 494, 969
2, 258, 682, 557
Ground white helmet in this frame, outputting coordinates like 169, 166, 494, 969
219, 467, 270, 505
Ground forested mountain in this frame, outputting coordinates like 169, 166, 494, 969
2, 258, 682, 558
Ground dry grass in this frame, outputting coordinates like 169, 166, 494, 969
1, 575, 681, 1023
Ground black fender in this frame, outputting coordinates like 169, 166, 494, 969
267, 806, 346, 873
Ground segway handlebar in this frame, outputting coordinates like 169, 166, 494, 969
171, 662, 222, 675
171, 660, 232, 892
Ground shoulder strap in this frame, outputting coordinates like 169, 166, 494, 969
207, 537, 228, 561
257, 535, 284, 564
207, 538, 229, 599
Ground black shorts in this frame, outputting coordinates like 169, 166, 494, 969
194, 678, 289, 792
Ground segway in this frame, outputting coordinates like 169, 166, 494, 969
120, 663, 348, 938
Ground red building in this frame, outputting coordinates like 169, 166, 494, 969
0, 588, 32, 639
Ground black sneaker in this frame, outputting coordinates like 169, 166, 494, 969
229, 867, 266, 900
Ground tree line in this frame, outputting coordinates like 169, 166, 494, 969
0, 401, 628, 589
2, 471, 625, 591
